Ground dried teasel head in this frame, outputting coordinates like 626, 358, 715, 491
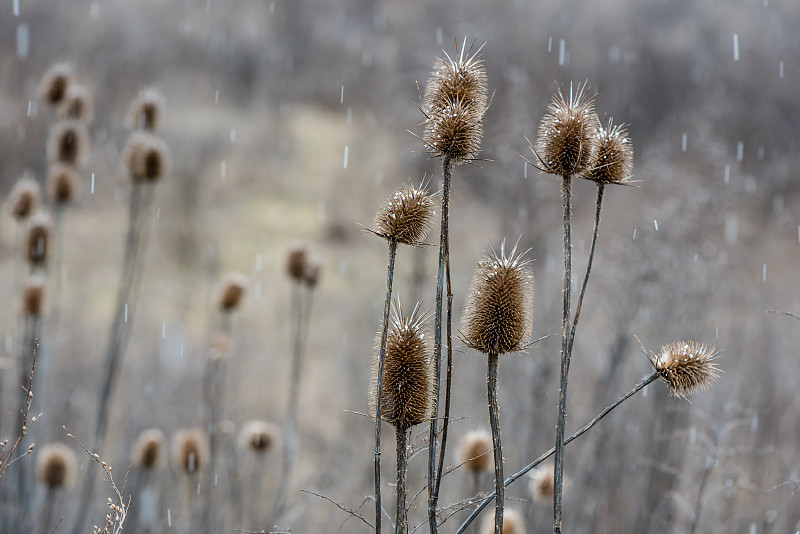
58, 84, 94, 122
285, 242, 308, 282
458, 429, 493, 474
132, 428, 166, 470
461, 240, 533, 355
528, 464, 556, 503
373, 181, 436, 245
531, 82, 599, 177
421, 39, 488, 163
127, 87, 165, 132
22, 275, 46, 317
36, 443, 77, 489
238, 420, 280, 454
370, 301, 433, 431
216, 272, 247, 312
171, 428, 209, 475
47, 164, 78, 205
302, 254, 323, 288
25, 212, 52, 267
647, 341, 721, 398
8, 174, 41, 220
39, 63, 74, 106
480, 507, 525, 534
582, 117, 633, 185
123, 132, 170, 183
47, 120, 90, 168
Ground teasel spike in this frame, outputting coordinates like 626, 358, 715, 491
36, 443, 77, 489
645, 341, 721, 398
458, 429, 493, 474
39, 63, 74, 106
285, 242, 308, 282
8, 174, 41, 220
132, 428, 167, 470
25, 211, 52, 268
238, 420, 280, 454
216, 272, 248, 313
171, 428, 210, 474
58, 84, 94, 123
127, 87, 165, 132
581, 117, 634, 185
371, 180, 437, 246
123, 132, 171, 183
47, 120, 90, 169
47, 163, 79, 206
22, 275, 46, 317
480, 507, 525, 534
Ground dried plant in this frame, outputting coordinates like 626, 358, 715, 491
38, 63, 74, 106
8, 175, 41, 221
528, 464, 555, 504
46, 163, 78, 206
238, 420, 280, 454
285, 242, 308, 282
25, 212, 51, 270
36, 443, 77, 489
479, 507, 525, 534
216, 272, 248, 313
21, 276, 46, 317
172, 428, 210, 475
458, 429, 493, 475
581, 118, 633, 186
123, 132, 171, 183
132, 428, 167, 470
127, 87, 165, 132
58, 84, 94, 122
646, 341, 721, 398
47, 119, 89, 169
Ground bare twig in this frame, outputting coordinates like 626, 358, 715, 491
300, 490, 374, 530
766, 310, 800, 322
0, 339, 38, 479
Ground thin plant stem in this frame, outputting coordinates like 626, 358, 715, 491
455, 372, 659, 534
14, 315, 40, 534
428, 155, 452, 534
375, 238, 398, 534
487, 353, 503, 534
553, 174, 572, 534
396, 427, 409, 534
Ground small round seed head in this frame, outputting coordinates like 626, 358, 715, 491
528, 464, 555, 503
39, 63, 74, 106
285, 243, 308, 282
25, 212, 52, 266
480, 507, 525, 534
127, 88, 165, 132
302, 254, 323, 287
171, 428, 209, 475
458, 429, 493, 474
47, 164, 78, 205
36, 443, 77, 489
374, 181, 436, 245
648, 341, 721, 398
370, 302, 433, 430
238, 420, 280, 454
132, 428, 166, 470
533, 82, 599, 176
123, 132, 170, 183
22, 275, 46, 317
58, 84, 94, 122
8, 174, 41, 220
582, 117, 633, 185
47, 120, 90, 168
461, 241, 533, 355
216, 272, 247, 312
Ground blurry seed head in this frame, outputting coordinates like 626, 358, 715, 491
458, 429, 493, 474
123, 132, 170, 183
58, 84, 94, 123
374, 181, 436, 245
36, 443, 77, 489
533, 82, 599, 177
216, 272, 248, 312
47, 164, 78, 205
648, 341, 721, 398
302, 254, 323, 287
25, 212, 52, 267
132, 428, 166, 470
479, 507, 525, 534
285, 242, 308, 282
22, 275, 46, 317
127, 87, 165, 132
8, 174, 41, 220
171, 427, 209, 475
461, 240, 533, 355
582, 117, 633, 185
238, 420, 280, 454
528, 464, 555, 503
39, 63, 74, 106
370, 301, 433, 430
47, 120, 89, 168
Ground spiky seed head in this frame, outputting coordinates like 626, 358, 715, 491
582, 118, 633, 184
39, 63, 74, 105
461, 241, 533, 355
648, 341, 721, 398
25, 212, 52, 266
8, 174, 41, 220
216, 272, 247, 312
47, 164, 78, 205
123, 132, 170, 183
47, 120, 89, 169
285, 243, 308, 282
58, 84, 94, 122
302, 254, 323, 287
528, 464, 556, 503
370, 302, 433, 431
127, 88, 165, 132
22, 275, 46, 317
458, 429, 493, 474
171, 428, 209, 475
238, 420, 280, 453
480, 507, 525, 534
423, 96, 484, 163
374, 182, 436, 245
36, 443, 77, 489
132, 428, 166, 469
534, 82, 599, 177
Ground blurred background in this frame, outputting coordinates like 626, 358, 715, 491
1, 0, 799, 532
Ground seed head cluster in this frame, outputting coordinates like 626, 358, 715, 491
133, 428, 166, 469
461, 242, 533, 355
528, 464, 556, 503
216, 272, 248, 312
39, 63, 74, 106
26, 212, 52, 267
47, 120, 89, 169
582, 118, 633, 185
58, 84, 94, 123
648, 341, 721, 398
171, 427, 209, 474
480, 507, 525, 534
128, 88, 165, 132
8, 175, 41, 220
22, 276, 46, 317
374, 182, 436, 245
36, 443, 77, 489
458, 429, 493, 474
285, 243, 322, 286
238, 420, 279, 453
124, 132, 171, 183
47, 164, 78, 205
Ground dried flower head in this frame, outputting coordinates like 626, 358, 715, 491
528, 464, 556, 503
374, 181, 436, 245
47, 120, 90, 168
25, 212, 52, 267
286, 243, 308, 282
370, 302, 433, 430
302, 254, 323, 287
458, 429, 493, 474
216, 272, 247, 312
461, 241, 533, 355
238, 420, 280, 453
127, 88, 165, 132
39, 63, 74, 105
22, 275, 46, 317
582, 118, 633, 184
532, 82, 599, 177
36, 443, 77, 489
421, 39, 488, 162
647, 341, 721, 398
132, 428, 166, 469
47, 164, 78, 205
8, 174, 41, 220
123, 132, 170, 183
171, 428, 209, 474
480, 507, 525, 534
58, 84, 94, 122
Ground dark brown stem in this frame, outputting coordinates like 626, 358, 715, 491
433, 254, 453, 502
487, 353, 503, 534
396, 426, 409, 534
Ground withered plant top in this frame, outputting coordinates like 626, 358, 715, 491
373, 181, 436, 245
582, 118, 633, 185
647, 341, 721, 398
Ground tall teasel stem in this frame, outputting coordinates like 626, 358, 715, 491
486, 353, 503, 534
395, 427, 409, 534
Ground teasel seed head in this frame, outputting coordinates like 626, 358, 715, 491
582, 117, 633, 185
647, 341, 721, 398
458, 429, 493, 474
171, 427, 209, 474
47, 120, 90, 169
480, 507, 525, 534
36, 443, 77, 489
58, 84, 94, 123
370, 301, 433, 431
22, 275, 46, 317
25, 212, 52, 267
39, 63, 74, 106
302, 254, 323, 287
123, 132, 170, 183
8, 174, 41, 220
132, 428, 167, 470
373, 181, 436, 245
461, 240, 533, 355
238, 420, 280, 454
127, 87, 165, 132
286, 242, 308, 282
47, 163, 78, 205
528, 464, 556, 503
532, 82, 599, 177
216, 272, 247, 312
